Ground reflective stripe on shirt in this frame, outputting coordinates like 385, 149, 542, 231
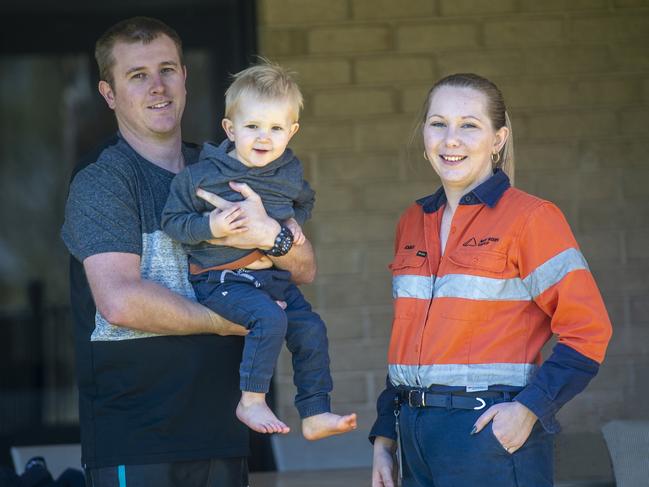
389, 362, 538, 389
392, 247, 588, 301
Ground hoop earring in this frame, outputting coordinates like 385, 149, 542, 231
491, 151, 501, 165
423, 151, 429, 161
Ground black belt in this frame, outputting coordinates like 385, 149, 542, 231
397, 389, 515, 410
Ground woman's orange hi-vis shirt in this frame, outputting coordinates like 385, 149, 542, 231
371, 170, 612, 440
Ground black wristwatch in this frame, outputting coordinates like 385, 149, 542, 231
263, 224, 294, 257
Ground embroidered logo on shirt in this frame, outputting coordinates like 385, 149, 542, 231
404, 244, 415, 250
463, 237, 500, 247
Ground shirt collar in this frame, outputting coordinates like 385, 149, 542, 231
416, 169, 511, 213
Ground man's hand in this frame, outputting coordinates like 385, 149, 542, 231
372, 436, 397, 487
204, 308, 248, 336
209, 205, 248, 238
197, 182, 279, 249
284, 218, 305, 246
197, 182, 317, 283
472, 401, 538, 454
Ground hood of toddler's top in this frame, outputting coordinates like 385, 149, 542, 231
200, 139, 295, 178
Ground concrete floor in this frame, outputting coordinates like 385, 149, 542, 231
249, 468, 370, 487
248, 468, 616, 487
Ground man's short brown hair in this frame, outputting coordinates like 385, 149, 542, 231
95, 16, 183, 86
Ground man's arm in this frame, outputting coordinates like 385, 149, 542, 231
269, 238, 316, 284
84, 252, 247, 336
197, 182, 317, 284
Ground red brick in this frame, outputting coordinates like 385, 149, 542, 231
259, 0, 348, 25
437, 49, 525, 78
440, 0, 516, 16
351, 0, 435, 20
484, 18, 565, 46
309, 26, 391, 54
355, 56, 435, 84
397, 23, 479, 51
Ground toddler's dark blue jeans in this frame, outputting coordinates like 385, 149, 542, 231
190, 268, 332, 418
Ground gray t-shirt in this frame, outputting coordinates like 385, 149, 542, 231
63, 137, 196, 341
61, 134, 247, 468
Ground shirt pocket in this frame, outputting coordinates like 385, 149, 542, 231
439, 249, 508, 321
390, 252, 431, 319
389, 252, 428, 273
447, 249, 507, 275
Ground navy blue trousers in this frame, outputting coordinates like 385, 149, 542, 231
190, 268, 332, 418
399, 394, 554, 487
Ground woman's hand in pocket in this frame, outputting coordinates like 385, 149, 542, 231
472, 401, 538, 454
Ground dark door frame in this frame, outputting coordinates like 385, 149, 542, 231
0, 0, 270, 471
1, 1, 257, 123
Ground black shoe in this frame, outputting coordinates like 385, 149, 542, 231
24, 458, 47, 473
19, 456, 52, 487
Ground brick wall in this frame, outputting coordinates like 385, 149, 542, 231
258, 0, 649, 480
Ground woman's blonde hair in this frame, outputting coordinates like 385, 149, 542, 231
414, 73, 515, 185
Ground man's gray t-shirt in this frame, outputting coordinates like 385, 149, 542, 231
63, 136, 196, 341
61, 134, 247, 468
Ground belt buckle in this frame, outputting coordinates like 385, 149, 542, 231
473, 397, 486, 410
408, 390, 425, 407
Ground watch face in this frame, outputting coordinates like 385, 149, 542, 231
266, 225, 294, 256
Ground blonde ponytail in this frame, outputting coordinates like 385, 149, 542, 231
499, 111, 515, 186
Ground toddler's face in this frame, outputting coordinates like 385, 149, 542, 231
222, 96, 299, 168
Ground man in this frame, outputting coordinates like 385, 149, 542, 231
61, 17, 316, 487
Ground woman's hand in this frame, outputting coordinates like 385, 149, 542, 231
472, 401, 538, 454
372, 436, 397, 487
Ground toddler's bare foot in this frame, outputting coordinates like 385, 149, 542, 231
236, 392, 290, 435
302, 412, 357, 441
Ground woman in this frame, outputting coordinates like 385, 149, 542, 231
370, 73, 612, 487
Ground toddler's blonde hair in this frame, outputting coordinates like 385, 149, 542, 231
225, 60, 303, 122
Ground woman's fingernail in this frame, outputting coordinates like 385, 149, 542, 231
470, 426, 477, 435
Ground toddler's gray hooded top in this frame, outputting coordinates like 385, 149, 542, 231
161, 139, 315, 269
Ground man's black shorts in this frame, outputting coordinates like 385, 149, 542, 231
85, 457, 248, 487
